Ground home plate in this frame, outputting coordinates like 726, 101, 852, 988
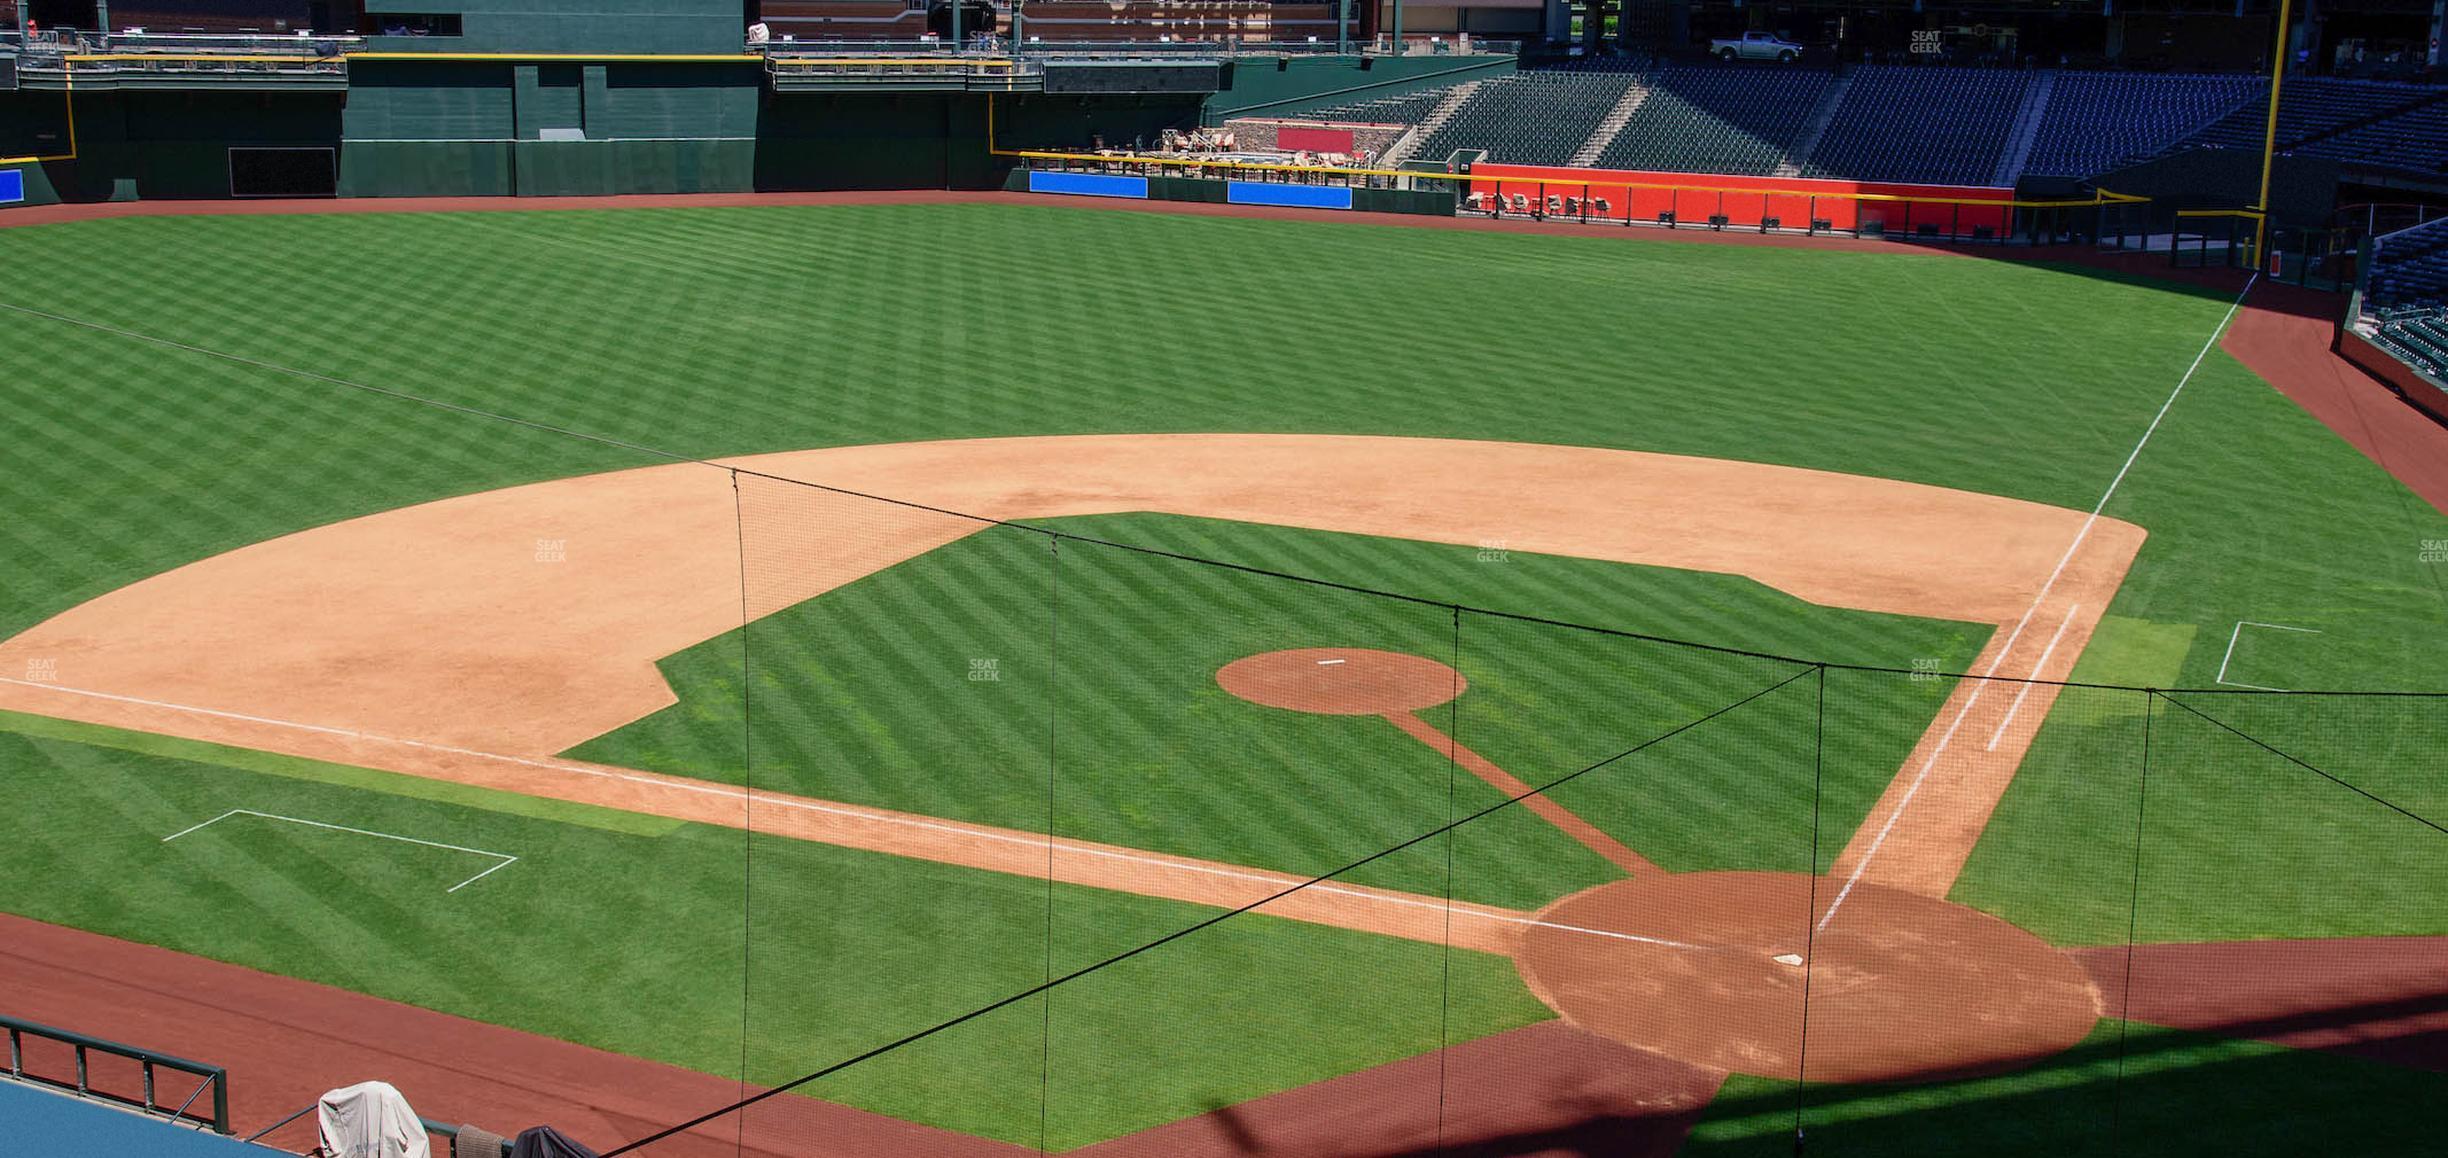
1773, 953, 1804, 967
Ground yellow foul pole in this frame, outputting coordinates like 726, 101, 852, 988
2254, 0, 2295, 270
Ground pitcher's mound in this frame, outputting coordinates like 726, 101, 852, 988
1217, 649, 1464, 715
1516, 871, 2099, 1084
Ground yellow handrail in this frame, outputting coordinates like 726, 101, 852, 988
772, 57, 1016, 69
0, 59, 77, 166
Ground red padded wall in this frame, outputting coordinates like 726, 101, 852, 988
1468, 163, 2017, 234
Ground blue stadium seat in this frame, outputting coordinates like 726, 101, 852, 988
1803, 66, 2031, 186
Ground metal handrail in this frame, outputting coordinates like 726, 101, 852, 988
422, 1116, 514, 1157
1, 1013, 231, 1134
752, 36, 1388, 58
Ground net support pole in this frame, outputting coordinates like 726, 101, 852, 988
2254, 0, 2294, 269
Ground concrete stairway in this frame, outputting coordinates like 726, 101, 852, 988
1569, 76, 1654, 167
1993, 71, 2057, 186
1776, 72, 1854, 178
1384, 81, 1483, 167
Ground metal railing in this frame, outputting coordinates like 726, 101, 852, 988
7, 30, 357, 77
2, 1013, 231, 1135
751, 35, 1451, 59
424, 1116, 514, 1157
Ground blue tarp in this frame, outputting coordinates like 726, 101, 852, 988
1026, 170, 1149, 199
1224, 181, 1353, 210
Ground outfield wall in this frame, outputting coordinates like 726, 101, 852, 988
0, 53, 1435, 205
1469, 162, 2018, 235
1010, 165, 1456, 215
2336, 323, 2448, 425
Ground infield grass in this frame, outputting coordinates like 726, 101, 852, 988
570, 512, 1988, 911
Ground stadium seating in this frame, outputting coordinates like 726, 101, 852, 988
1804, 66, 2031, 186
1408, 71, 1642, 166
2022, 72, 2264, 177
2375, 309, 2448, 380
1325, 65, 2444, 186
1011, 1, 1342, 42
757, 1, 928, 39
2292, 97, 2448, 175
2175, 77, 2440, 152
2368, 217, 2448, 310
1595, 65, 1832, 175
1303, 87, 1454, 126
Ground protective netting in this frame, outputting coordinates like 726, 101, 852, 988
601, 475, 2445, 1158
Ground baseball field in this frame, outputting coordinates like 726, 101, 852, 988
0, 196, 2443, 1156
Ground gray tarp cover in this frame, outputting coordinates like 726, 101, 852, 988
509, 1125, 602, 1158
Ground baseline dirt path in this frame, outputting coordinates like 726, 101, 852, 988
0, 435, 2140, 934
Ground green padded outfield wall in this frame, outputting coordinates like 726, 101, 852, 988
0, 52, 1503, 203
0, 91, 342, 202
339, 58, 759, 196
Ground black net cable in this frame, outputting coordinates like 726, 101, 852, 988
1791, 662, 1828, 1149
1433, 605, 1461, 1153
598, 666, 1820, 1156
2156, 691, 2448, 838
2109, 688, 2156, 1143
1036, 536, 1061, 1156
727, 471, 756, 1153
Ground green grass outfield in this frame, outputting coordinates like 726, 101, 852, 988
3, 202, 2445, 1150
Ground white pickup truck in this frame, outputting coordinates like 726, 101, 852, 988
1710, 31, 1804, 62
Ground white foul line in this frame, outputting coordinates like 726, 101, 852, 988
11, 675, 1708, 953
162, 808, 519, 894
1818, 276, 2257, 932
1984, 603, 2083, 752
2215, 620, 2322, 692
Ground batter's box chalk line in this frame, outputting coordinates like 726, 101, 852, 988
2215, 620, 2323, 693
162, 808, 519, 894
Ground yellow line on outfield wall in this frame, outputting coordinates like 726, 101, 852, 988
0, 61, 78, 165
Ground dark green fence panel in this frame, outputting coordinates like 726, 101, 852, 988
339, 140, 516, 197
